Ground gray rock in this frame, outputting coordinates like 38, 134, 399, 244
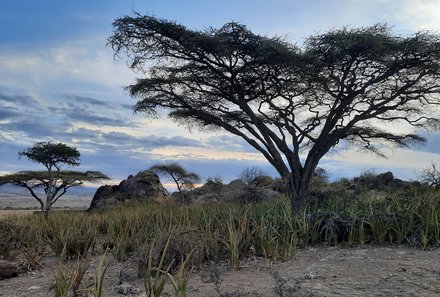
118, 171, 168, 199
88, 170, 169, 210
376, 171, 394, 185
387, 178, 405, 189
115, 283, 141, 295
0, 261, 19, 280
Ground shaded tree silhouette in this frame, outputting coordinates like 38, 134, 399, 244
110, 16, 440, 213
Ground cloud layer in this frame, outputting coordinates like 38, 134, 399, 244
1, 0, 440, 186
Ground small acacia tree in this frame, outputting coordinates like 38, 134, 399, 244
149, 163, 200, 200
0, 142, 109, 217
110, 16, 440, 213
419, 164, 440, 189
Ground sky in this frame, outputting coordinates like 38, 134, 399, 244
1, 0, 440, 190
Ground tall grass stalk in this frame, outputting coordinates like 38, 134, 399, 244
53, 267, 74, 297
167, 250, 194, 297
225, 207, 251, 270
144, 235, 174, 297
89, 250, 108, 297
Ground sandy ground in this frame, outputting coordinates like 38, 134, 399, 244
1, 245, 439, 297
0, 193, 92, 218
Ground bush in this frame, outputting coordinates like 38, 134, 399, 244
0, 220, 22, 260
45, 213, 96, 260
135, 229, 217, 277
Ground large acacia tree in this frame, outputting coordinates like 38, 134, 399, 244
0, 142, 109, 216
109, 16, 440, 213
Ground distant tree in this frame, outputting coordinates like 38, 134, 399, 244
309, 167, 329, 189
110, 16, 440, 213
149, 163, 201, 200
205, 174, 224, 186
0, 142, 109, 217
203, 174, 225, 193
239, 167, 266, 185
419, 164, 440, 189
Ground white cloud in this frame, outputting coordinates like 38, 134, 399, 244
395, 0, 440, 31
324, 147, 440, 179
150, 146, 267, 161
0, 37, 135, 99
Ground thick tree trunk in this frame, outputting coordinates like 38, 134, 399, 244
287, 181, 310, 214
285, 163, 316, 215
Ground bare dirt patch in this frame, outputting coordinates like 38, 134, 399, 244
1, 245, 439, 297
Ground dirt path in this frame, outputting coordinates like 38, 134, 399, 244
1, 245, 439, 296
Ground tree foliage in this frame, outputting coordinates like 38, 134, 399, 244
19, 141, 80, 170
110, 16, 440, 212
150, 163, 201, 200
1, 142, 108, 216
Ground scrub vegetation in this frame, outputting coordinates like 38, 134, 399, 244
0, 175, 439, 296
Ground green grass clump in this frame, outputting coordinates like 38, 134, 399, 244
45, 212, 97, 260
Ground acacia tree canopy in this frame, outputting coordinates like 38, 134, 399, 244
109, 16, 440, 212
19, 141, 80, 170
150, 163, 201, 201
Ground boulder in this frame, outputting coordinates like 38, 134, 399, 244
376, 171, 394, 186
118, 170, 168, 199
250, 175, 274, 187
88, 185, 120, 210
0, 261, 19, 280
88, 170, 169, 210
387, 178, 405, 189
351, 171, 399, 190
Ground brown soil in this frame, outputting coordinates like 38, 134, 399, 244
1, 245, 439, 297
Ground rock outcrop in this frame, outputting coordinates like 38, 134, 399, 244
311, 171, 421, 203
88, 170, 169, 210
351, 171, 413, 190
173, 179, 283, 203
